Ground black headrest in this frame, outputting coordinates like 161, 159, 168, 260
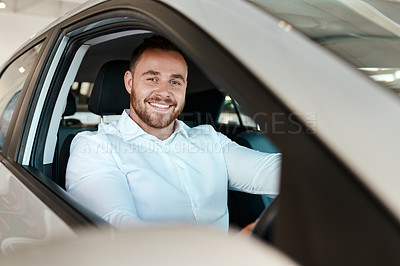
89, 60, 130, 115
180, 89, 225, 127
63, 93, 76, 116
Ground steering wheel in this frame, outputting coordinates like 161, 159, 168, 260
251, 195, 280, 242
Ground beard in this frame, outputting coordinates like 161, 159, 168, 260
130, 91, 184, 129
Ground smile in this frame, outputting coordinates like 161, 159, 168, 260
148, 102, 172, 109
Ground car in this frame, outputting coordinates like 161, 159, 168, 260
0, 0, 399, 265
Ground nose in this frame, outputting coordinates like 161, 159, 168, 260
154, 81, 171, 97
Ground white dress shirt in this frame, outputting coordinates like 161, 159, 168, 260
66, 110, 281, 232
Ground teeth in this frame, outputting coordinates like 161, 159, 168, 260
150, 102, 170, 109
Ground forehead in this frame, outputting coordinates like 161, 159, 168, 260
135, 48, 188, 75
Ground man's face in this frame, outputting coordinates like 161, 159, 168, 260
124, 48, 187, 129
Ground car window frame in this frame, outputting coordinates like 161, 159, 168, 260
11, 1, 291, 230
17, 0, 291, 218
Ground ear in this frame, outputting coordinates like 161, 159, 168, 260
124, 70, 133, 95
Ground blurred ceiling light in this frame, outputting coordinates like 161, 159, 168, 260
278, 20, 292, 32
370, 74, 395, 82
71, 81, 79, 90
0, 1, 6, 9
80, 82, 91, 95
359, 67, 380, 72
395, 71, 400, 80
18, 67, 26, 73
360, 67, 394, 72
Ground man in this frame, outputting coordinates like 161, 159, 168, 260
66, 35, 281, 232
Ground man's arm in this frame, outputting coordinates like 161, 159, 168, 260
218, 132, 281, 196
66, 132, 145, 229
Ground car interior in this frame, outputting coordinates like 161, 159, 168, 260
42, 29, 280, 229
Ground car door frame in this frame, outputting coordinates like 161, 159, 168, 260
4, 0, 286, 231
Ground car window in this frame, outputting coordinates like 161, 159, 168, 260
237, 104, 258, 129
41, 27, 282, 228
218, 96, 240, 126
63, 81, 119, 125
218, 96, 257, 129
0, 42, 42, 148
29, 8, 282, 231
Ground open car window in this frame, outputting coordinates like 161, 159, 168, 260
15, 7, 287, 233
26, 25, 282, 230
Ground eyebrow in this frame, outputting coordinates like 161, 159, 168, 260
142, 70, 186, 83
171, 74, 186, 83
142, 70, 160, 76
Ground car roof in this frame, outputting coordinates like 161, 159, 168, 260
36, 0, 106, 33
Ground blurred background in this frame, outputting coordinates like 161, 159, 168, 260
0, 0, 88, 65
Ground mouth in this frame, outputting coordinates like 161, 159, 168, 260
148, 102, 173, 111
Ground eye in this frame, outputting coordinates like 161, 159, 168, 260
147, 77, 158, 82
171, 80, 181, 86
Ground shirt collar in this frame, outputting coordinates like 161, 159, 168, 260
174, 120, 190, 139
117, 109, 190, 142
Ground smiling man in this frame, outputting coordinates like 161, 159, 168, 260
66, 35, 281, 232
125, 42, 187, 140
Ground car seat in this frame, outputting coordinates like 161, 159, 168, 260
56, 92, 89, 187
88, 60, 130, 117
57, 60, 130, 189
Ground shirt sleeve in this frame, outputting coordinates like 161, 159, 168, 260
218, 132, 281, 196
65, 132, 145, 229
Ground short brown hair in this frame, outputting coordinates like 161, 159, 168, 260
129, 35, 186, 72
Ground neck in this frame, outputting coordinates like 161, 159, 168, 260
142, 123, 175, 141
129, 111, 175, 141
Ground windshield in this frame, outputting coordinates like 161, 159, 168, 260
248, 0, 400, 95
